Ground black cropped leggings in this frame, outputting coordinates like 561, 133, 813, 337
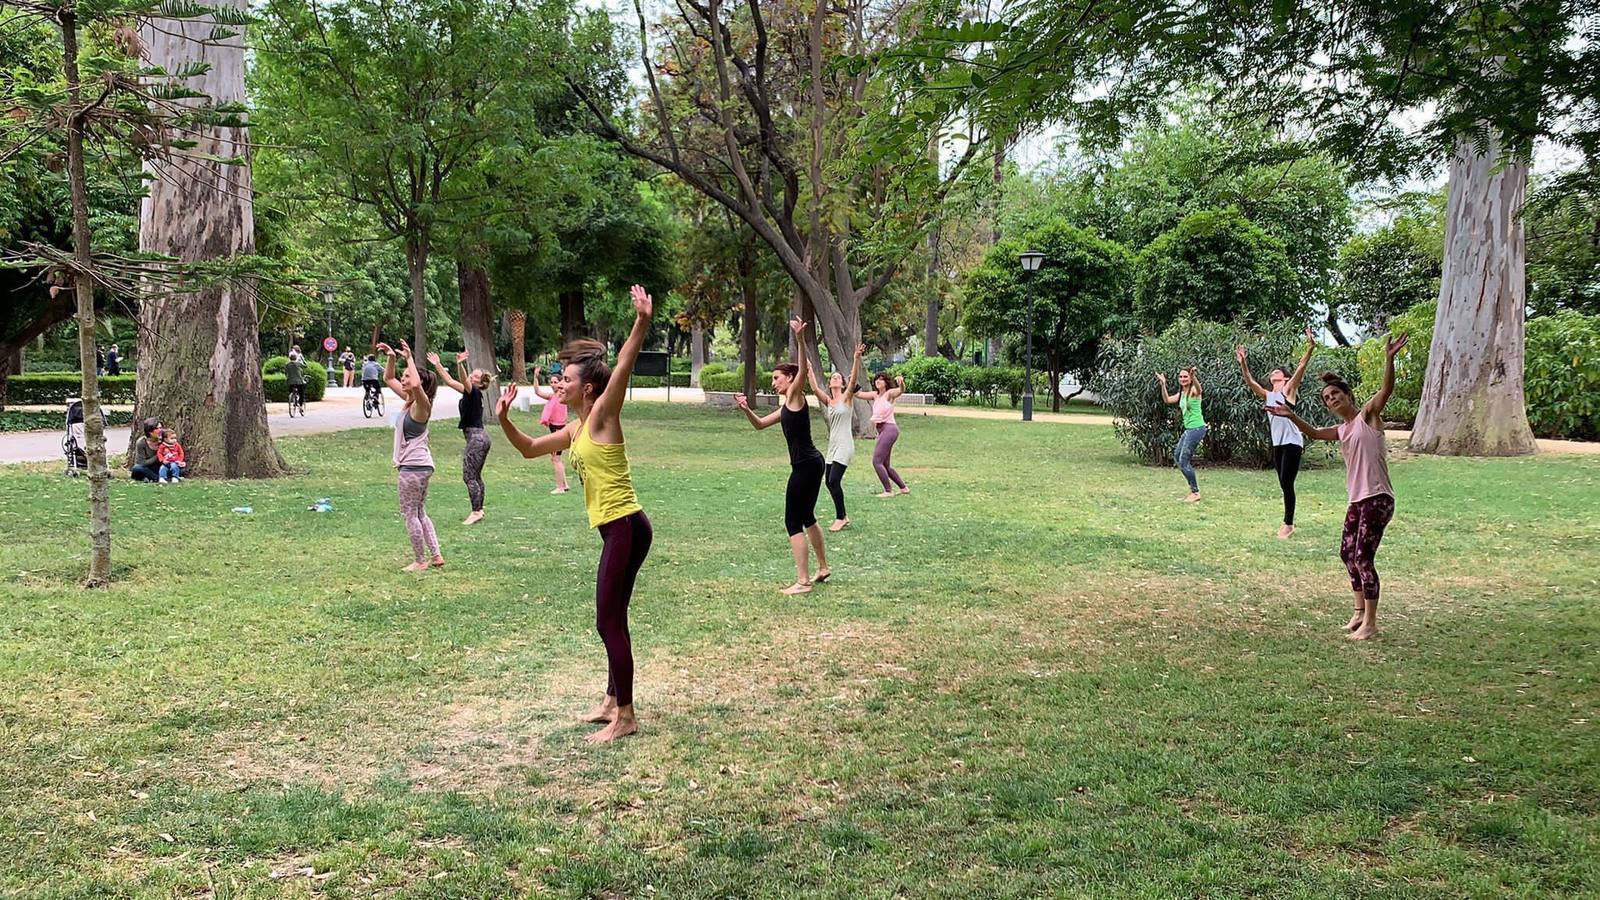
596, 510, 652, 708
1273, 443, 1303, 526
824, 462, 848, 520
785, 457, 824, 536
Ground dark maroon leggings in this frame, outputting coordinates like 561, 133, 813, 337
595, 510, 652, 707
1340, 494, 1394, 600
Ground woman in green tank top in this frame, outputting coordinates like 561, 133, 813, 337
1157, 367, 1208, 502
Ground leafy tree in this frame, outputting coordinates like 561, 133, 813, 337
963, 220, 1133, 411
1333, 210, 1443, 333
252, 0, 570, 361
1525, 171, 1600, 317
1134, 208, 1302, 331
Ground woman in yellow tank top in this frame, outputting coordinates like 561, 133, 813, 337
496, 284, 654, 745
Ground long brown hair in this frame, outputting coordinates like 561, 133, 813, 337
559, 339, 611, 401
1180, 366, 1202, 397
872, 371, 893, 392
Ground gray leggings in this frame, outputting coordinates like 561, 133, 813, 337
462, 427, 490, 512
1176, 425, 1207, 493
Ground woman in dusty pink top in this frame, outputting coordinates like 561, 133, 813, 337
1267, 333, 1408, 641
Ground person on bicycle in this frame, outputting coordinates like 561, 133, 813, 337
362, 354, 383, 406
285, 349, 307, 409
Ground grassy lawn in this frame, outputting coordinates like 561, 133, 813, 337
2, 404, 1597, 898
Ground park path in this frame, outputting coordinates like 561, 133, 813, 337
5, 385, 1594, 463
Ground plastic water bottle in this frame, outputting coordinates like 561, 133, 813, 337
231, 506, 252, 514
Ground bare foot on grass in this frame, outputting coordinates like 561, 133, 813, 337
1185, 492, 1202, 503
1348, 624, 1378, 641
584, 715, 638, 745
578, 697, 616, 723
828, 518, 849, 532
429, 556, 446, 569
1345, 610, 1364, 632
781, 581, 813, 595
462, 510, 484, 525
875, 491, 894, 498
402, 562, 429, 573
1277, 524, 1295, 539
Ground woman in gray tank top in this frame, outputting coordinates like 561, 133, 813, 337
377, 340, 444, 571
1237, 328, 1316, 539
808, 343, 865, 532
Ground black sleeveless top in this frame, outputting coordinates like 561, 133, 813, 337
780, 403, 823, 466
458, 387, 484, 430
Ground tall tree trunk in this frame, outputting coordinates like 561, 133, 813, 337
1410, 136, 1537, 457
925, 225, 941, 357
559, 289, 587, 344
456, 260, 497, 395
740, 247, 758, 398
986, 131, 1007, 367
405, 232, 430, 362
690, 321, 706, 387
132, 0, 285, 479
60, 9, 111, 586
506, 309, 527, 383
1325, 308, 1351, 347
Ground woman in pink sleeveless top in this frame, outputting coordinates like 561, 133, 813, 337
532, 366, 571, 494
1267, 333, 1408, 642
858, 372, 909, 497
376, 340, 443, 572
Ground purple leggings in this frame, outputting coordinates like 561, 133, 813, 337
398, 470, 441, 564
596, 510, 652, 707
873, 422, 906, 491
1340, 493, 1394, 600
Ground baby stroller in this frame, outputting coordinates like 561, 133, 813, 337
62, 398, 103, 477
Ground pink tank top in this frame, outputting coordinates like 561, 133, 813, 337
1338, 415, 1392, 503
392, 414, 435, 469
539, 395, 568, 427
871, 395, 896, 426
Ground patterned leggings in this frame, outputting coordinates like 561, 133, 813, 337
398, 470, 441, 564
1340, 493, 1395, 600
873, 423, 906, 491
462, 427, 490, 512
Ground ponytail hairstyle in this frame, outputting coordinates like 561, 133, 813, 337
418, 367, 438, 401
559, 339, 612, 403
1319, 371, 1354, 403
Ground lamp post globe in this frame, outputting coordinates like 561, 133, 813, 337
1018, 252, 1045, 422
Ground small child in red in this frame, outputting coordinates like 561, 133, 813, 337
157, 429, 186, 483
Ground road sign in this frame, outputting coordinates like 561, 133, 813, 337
322, 336, 338, 353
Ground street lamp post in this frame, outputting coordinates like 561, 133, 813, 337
322, 283, 337, 390
1018, 251, 1045, 422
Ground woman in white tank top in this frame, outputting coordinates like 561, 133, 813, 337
1237, 328, 1315, 539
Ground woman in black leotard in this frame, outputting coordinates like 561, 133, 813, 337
734, 318, 830, 595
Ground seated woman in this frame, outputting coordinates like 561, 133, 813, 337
129, 419, 162, 482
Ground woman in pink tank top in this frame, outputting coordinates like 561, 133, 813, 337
1267, 333, 1408, 642
376, 340, 444, 573
858, 372, 909, 497
532, 366, 571, 495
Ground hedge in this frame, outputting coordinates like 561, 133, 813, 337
0, 408, 135, 433
1524, 311, 1600, 441
628, 374, 692, 388
261, 356, 328, 402
702, 369, 770, 392
1355, 301, 1435, 424
4, 374, 139, 405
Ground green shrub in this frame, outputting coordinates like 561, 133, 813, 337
0, 408, 135, 432
958, 365, 1008, 407
5, 374, 139, 405
895, 355, 962, 403
698, 362, 729, 380
1525, 311, 1600, 440
628, 374, 692, 388
261, 356, 328, 402
1093, 320, 1341, 467
1355, 301, 1435, 425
